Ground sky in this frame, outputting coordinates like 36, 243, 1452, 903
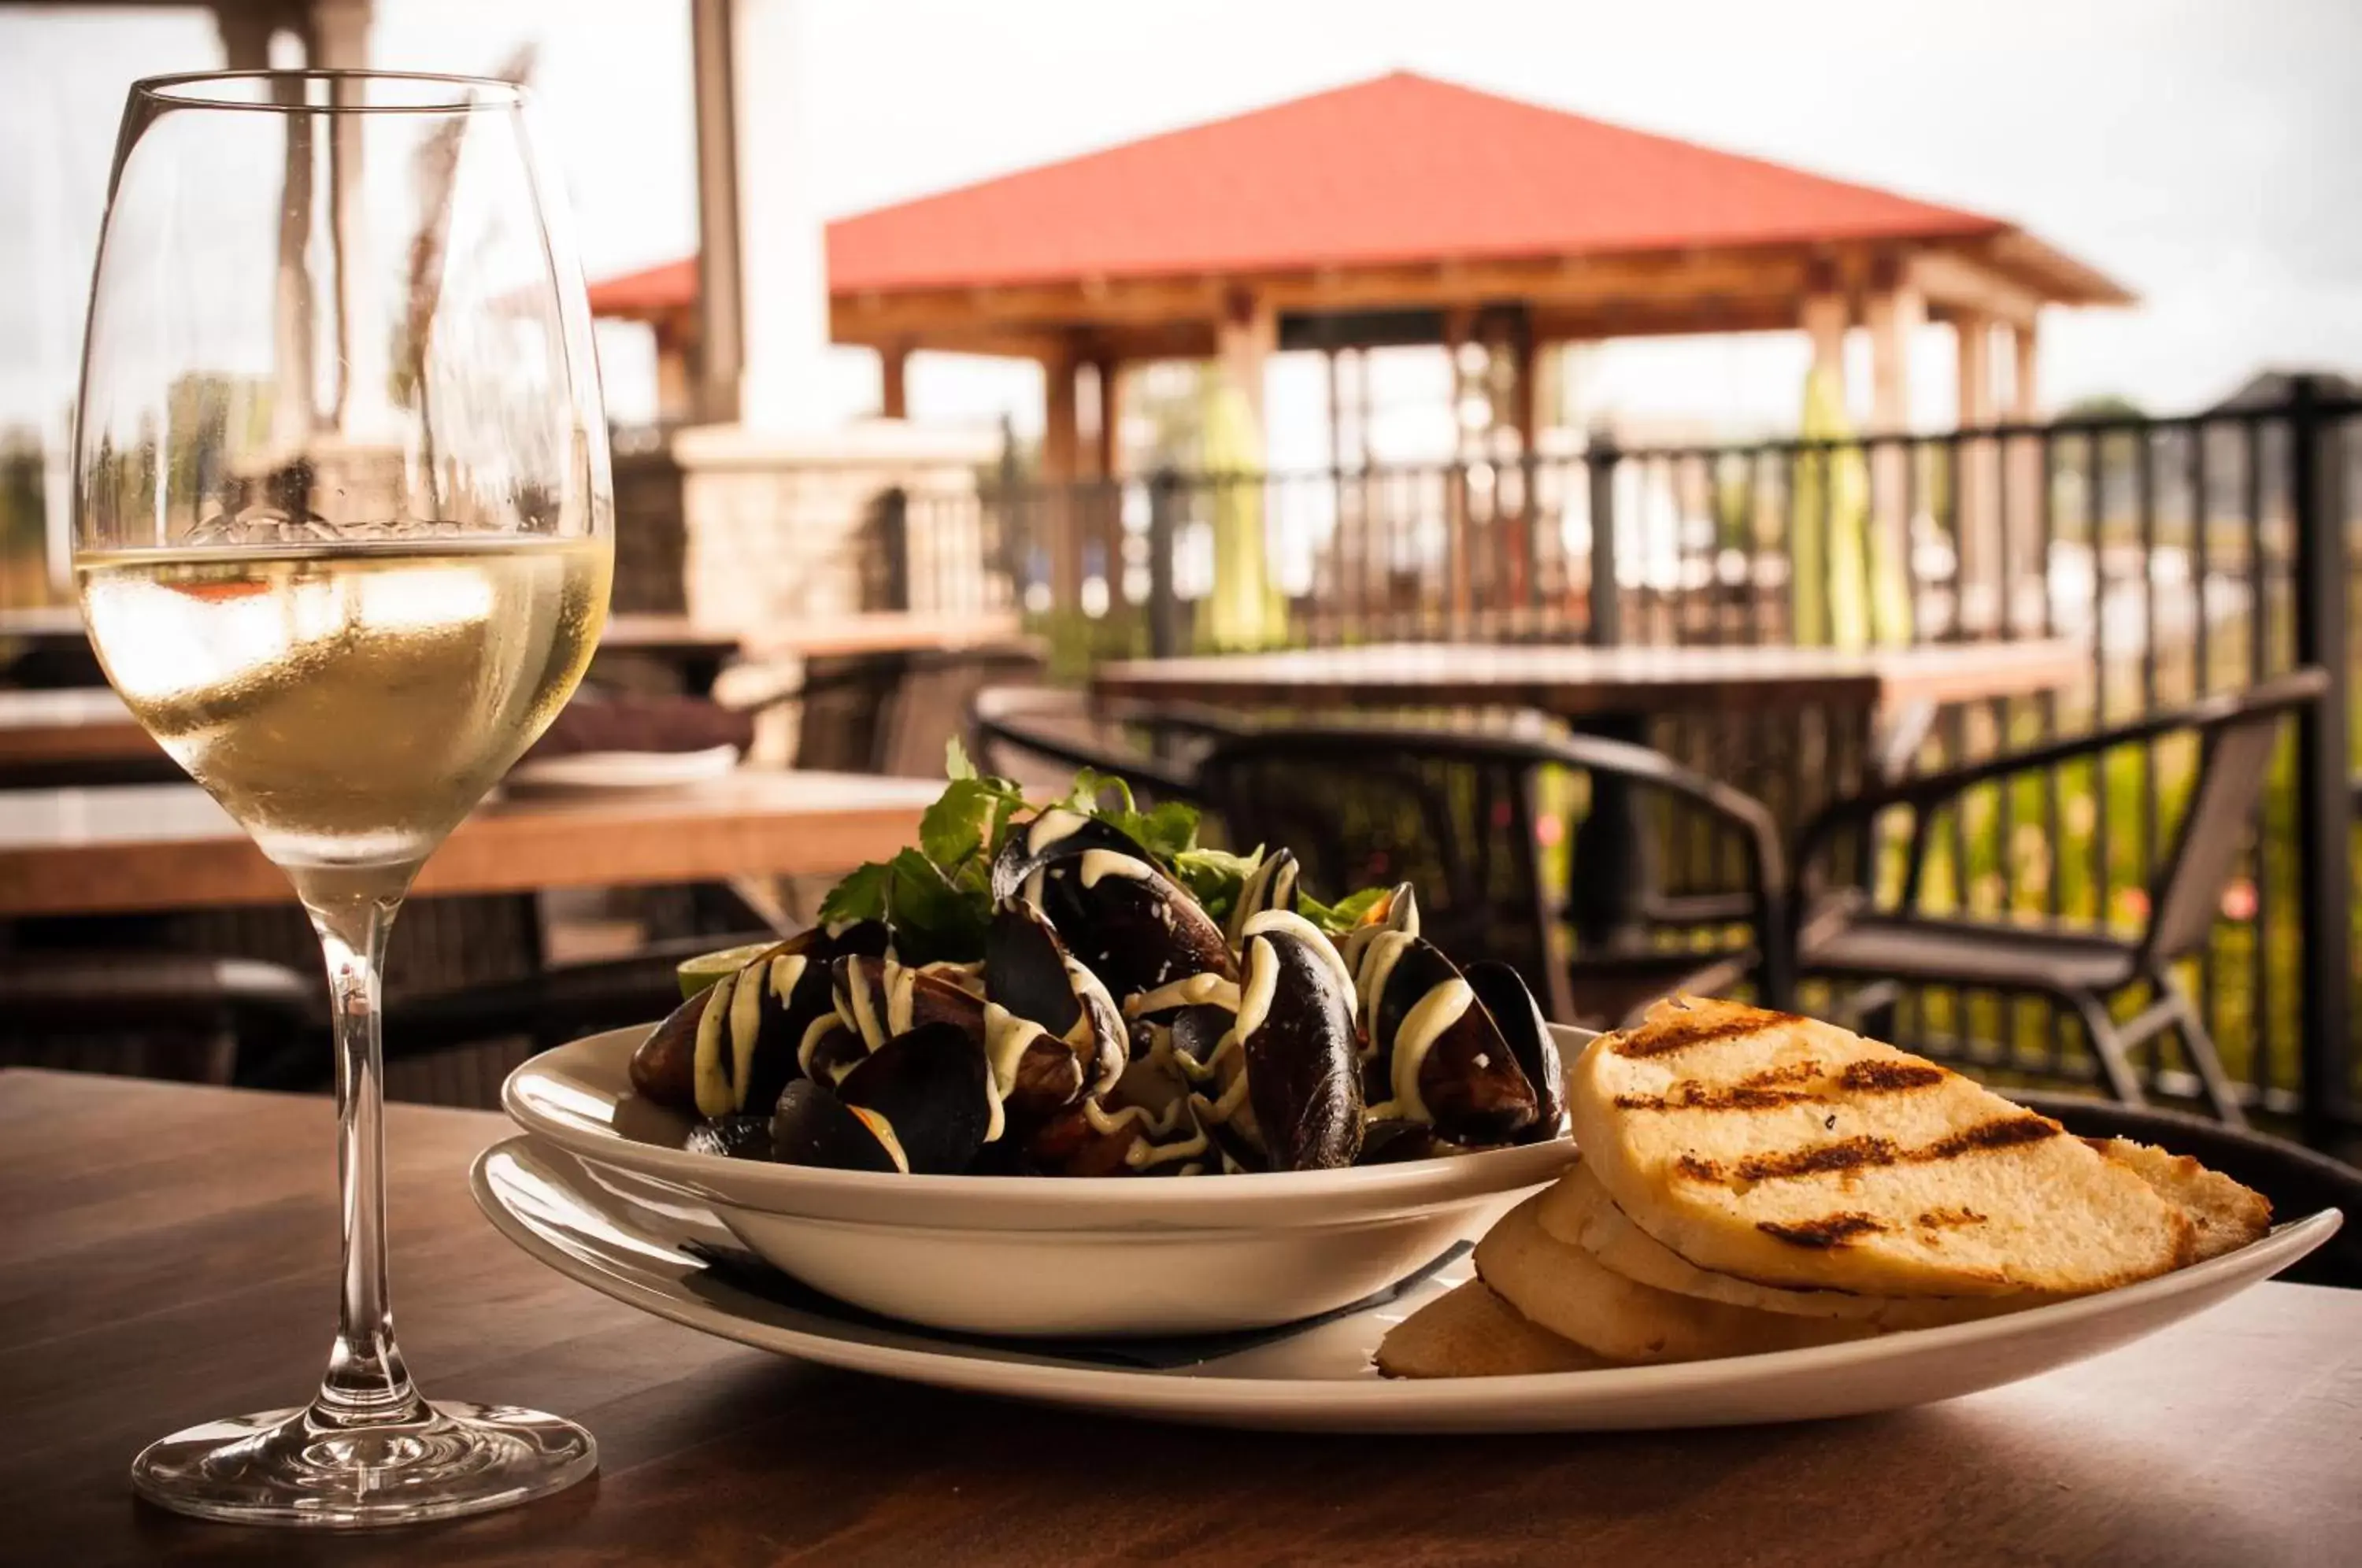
4, 0, 2359, 454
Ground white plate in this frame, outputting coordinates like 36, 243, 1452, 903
502, 1025, 1586, 1335
504, 745, 740, 795
473, 1134, 2341, 1434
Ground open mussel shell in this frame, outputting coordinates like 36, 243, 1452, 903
631, 922, 890, 1117
832, 955, 988, 1053
1235, 912, 1364, 1170
834, 1020, 994, 1175
986, 900, 1126, 1100
990, 809, 1236, 999
1461, 959, 1564, 1138
1338, 881, 1420, 971
684, 1114, 775, 1161
771, 1079, 901, 1173
1364, 937, 1538, 1145
798, 1017, 868, 1087
1026, 1059, 1211, 1177
628, 983, 713, 1111
1224, 848, 1301, 948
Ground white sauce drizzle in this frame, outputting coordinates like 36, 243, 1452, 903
794, 1012, 842, 1079
1027, 808, 1090, 856
1122, 971, 1242, 1019
884, 960, 918, 1038
1079, 849, 1156, 887
847, 1105, 911, 1174
980, 1002, 1050, 1144
767, 953, 807, 1005
727, 958, 767, 1110
1354, 930, 1418, 1041
1234, 937, 1280, 1044
1081, 1095, 1208, 1170
841, 964, 887, 1050
1383, 978, 1474, 1125
690, 972, 739, 1120
1242, 909, 1356, 1019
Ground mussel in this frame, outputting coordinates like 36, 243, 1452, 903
1224, 848, 1301, 947
991, 809, 1236, 1000
983, 899, 1127, 1137
1464, 958, 1566, 1140
771, 1020, 994, 1174
1215, 909, 1366, 1171
1356, 933, 1541, 1146
628, 920, 890, 1118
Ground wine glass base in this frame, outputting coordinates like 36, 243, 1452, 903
131, 1400, 596, 1529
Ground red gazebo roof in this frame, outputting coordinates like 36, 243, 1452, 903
592, 71, 2123, 330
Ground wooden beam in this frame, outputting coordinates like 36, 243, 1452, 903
689, 0, 744, 422
1909, 246, 2043, 331
879, 342, 908, 420
1090, 356, 1120, 479
2011, 319, 2040, 418
1864, 284, 1923, 434
1042, 342, 1083, 612
1216, 288, 1275, 429
831, 245, 1834, 343
1801, 290, 1849, 400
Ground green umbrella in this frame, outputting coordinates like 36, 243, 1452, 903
1792, 364, 1873, 649
1196, 372, 1286, 650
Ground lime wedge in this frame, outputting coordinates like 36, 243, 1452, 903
676, 941, 779, 1000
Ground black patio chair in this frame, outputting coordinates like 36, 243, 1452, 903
1788, 670, 2330, 1127
0, 951, 315, 1086
1193, 722, 1785, 1029
968, 684, 1247, 806
246, 930, 779, 1108
2016, 1089, 2362, 1289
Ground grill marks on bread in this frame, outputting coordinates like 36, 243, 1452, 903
1614, 1057, 1951, 1115
1667, 1114, 2065, 1249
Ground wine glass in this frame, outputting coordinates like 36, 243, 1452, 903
73, 71, 611, 1527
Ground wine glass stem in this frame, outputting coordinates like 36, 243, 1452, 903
304, 888, 426, 1429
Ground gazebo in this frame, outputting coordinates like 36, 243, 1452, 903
592, 69, 2127, 482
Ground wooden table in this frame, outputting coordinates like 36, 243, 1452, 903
0, 687, 156, 771
1095, 640, 2086, 953
3, 1070, 2355, 1566
0, 770, 941, 918
1091, 639, 2088, 719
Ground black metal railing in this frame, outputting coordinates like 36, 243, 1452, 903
879, 379, 2360, 1141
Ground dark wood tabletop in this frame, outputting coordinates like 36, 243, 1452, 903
2, 1069, 2355, 1567
0, 770, 941, 918
1091, 638, 2088, 719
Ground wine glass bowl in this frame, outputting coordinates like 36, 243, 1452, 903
73, 70, 609, 1528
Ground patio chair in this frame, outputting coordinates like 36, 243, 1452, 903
247, 930, 779, 1108
0, 951, 314, 1086
1787, 669, 2331, 1127
968, 684, 1246, 805
1192, 723, 1785, 1029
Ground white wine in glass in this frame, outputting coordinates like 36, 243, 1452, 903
74, 72, 613, 1527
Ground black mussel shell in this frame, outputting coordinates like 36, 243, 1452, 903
771, 1079, 901, 1172
985, 899, 1125, 1095
1462, 960, 1565, 1139
802, 1018, 868, 1086
1167, 1003, 1233, 1072
1224, 848, 1301, 947
1368, 939, 1538, 1145
835, 1020, 993, 1174
991, 809, 1237, 999
1235, 921, 1364, 1170
832, 955, 988, 1053
685, 1114, 776, 1161
629, 984, 711, 1111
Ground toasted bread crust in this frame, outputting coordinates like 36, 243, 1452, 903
1571, 998, 2194, 1297
1374, 1278, 1606, 1379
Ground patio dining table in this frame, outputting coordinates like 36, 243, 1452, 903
2, 1067, 2354, 1565
0, 769, 941, 919
1091, 639, 2087, 956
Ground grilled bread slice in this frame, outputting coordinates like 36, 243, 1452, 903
1475, 1193, 1875, 1364
1534, 1162, 2038, 1328
1568, 997, 2197, 1298
2090, 1137, 2271, 1262
1375, 1278, 1608, 1379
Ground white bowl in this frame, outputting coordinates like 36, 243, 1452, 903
502, 1023, 1589, 1337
